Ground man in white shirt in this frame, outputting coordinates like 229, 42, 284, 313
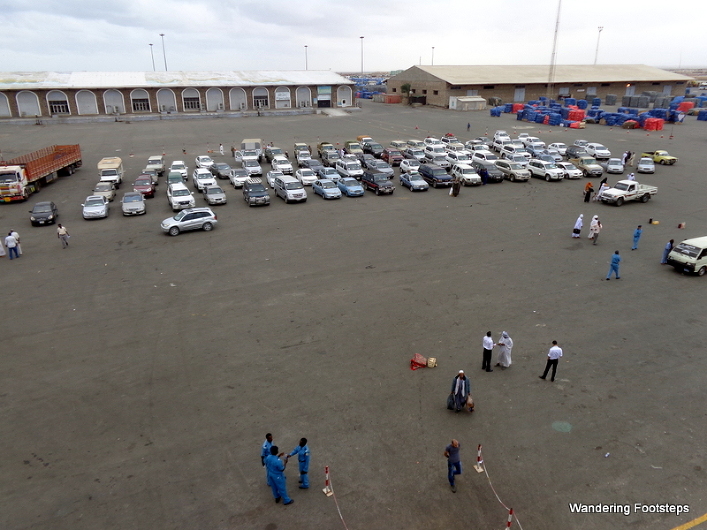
5, 231, 19, 260
539, 341, 563, 382
482, 331, 495, 372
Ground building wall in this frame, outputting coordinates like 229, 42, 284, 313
0, 84, 351, 118
386, 79, 687, 108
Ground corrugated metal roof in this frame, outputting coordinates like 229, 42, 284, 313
402, 65, 693, 85
0, 71, 354, 90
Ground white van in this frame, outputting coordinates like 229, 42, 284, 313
667, 236, 707, 276
98, 157, 124, 188
274, 175, 307, 203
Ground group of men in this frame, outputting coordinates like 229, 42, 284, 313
1, 230, 21, 259
260, 433, 310, 506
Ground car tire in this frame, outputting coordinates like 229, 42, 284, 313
698, 267, 706, 277
511, 175, 516, 182
615, 197, 624, 207
375, 189, 380, 195
202, 222, 213, 232
545, 175, 550, 181
168, 226, 180, 236
640, 194, 650, 203
660, 160, 665, 165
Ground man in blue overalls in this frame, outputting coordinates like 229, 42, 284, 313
288, 438, 310, 489
265, 446, 293, 505
606, 250, 622, 280
261, 433, 273, 485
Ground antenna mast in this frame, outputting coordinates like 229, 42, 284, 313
547, 0, 562, 102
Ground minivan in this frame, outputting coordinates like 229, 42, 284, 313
667, 236, 707, 276
274, 175, 307, 203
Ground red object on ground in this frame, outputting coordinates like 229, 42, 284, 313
512, 103, 524, 113
644, 118, 665, 131
677, 101, 694, 113
569, 122, 581, 129
568, 109, 586, 121
543, 115, 550, 125
410, 353, 427, 370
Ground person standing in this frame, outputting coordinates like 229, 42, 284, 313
288, 438, 310, 489
467, 122, 471, 132
5, 231, 19, 260
606, 250, 622, 280
265, 446, 293, 505
57, 224, 70, 248
627, 151, 636, 166
482, 331, 495, 372
480, 167, 489, 186
219, 143, 224, 156
594, 183, 609, 202
443, 439, 462, 493
631, 225, 642, 250
621, 151, 629, 165
450, 370, 471, 413
661, 239, 674, 264
627, 172, 636, 181
451, 175, 461, 197
495, 331, 513, 369
599, 175, 608, 188
583, 182, 594, 203
9, 229, 21, 256
261, 433, 273, 485
588, 215, 602, 245
0, 236, 5, 258
539, 341, 563, 382
572, 214, 583, 238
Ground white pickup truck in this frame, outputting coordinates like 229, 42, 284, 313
600, 180, 658, 206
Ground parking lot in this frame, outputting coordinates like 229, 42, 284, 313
1, 103, 705, 530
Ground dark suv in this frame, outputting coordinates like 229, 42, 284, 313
264, 146, 285, 163
363, 142, 384, 158
243, 179, 270, 206
565, 145, 588, 160
361, 169, 395, 195
418, 164, 453, 188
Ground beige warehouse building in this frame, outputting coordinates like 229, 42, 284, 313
387, 65, 693, 108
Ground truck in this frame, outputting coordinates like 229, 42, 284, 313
569, 156, 604, 178
98, 157, 124, 188
0, 145, 82, 202
600, 180, 658, 206
641, 150, 678, 165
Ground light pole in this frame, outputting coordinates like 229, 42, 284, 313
360, 36, 364, 76
594, 26, 603, 65
304, 45, 308, 70
149, 43, 155, 71
160, 33, 168, 71
431, 47, 435, 66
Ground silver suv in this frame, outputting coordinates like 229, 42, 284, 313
161, 207, 218, 236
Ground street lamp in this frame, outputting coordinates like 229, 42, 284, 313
148, 43, 155, 71
431, 47, 435, 66
304, 45, 308, 70
594, 26, 603, 65
360, 36, 364, 76
160, 33, 168, 71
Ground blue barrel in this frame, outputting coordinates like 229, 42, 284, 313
576, 99, 588, 109
592, 97, 601, 106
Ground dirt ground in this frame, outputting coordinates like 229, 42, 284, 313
0, 103, 705, 530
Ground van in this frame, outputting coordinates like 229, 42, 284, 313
667, 236, 707, 276
240, 138, 263, 161
97, 157, 124, 188
274, 175, 307, 203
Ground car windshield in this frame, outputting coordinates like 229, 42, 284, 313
173, 211, 188, 221
85, 198, 103, 206
545, 163, 558, 169
172, 164, 185, 170
244, 160, 259, 167
406, 160, 420, 166
206, 187, 222, 194
197, 174, 211, 180
320, 181, 335, 188
373, 175, 389, 182
124, 194, 142, 202
347, 143, 361, 150
593, 145, 606, 150
342, 179, 357, 186
673, 244, 700, 258
301, 170, 314, 176
268, 148, 283, 155
326, 153, 340, 159
286, 182, 303, 190
508, 164, 523, 170
563, 164, 577, 170
33, 204, 52, 213
455, 154, 470, 160
243, 151, 257, 157
408, 174, 423, 180
95, 183, 111, 190
135, 178, 151, 185
214, 163, 230, 170
346, 163, 361, 170
370, 143, 382, 150
374, 161, 390, 168
148, 158, 161, 164
234, 169, 248, 176
247, 184, 266, 192
640, 158, 652, 164
388, 150, 401, 156
173, 189, 190, 196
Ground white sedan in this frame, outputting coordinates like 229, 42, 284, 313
400, 159, 421, 174
556, 162, 583, 179
81, 195, 109, 219
548, 142, 568, 156
295, 168, 317, 186
195, 155, 214, 168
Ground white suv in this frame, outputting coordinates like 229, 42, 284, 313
528, 160, 564, 181
167, 183, 195, 211
192, 168, 217, 191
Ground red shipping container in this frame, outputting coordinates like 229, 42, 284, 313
512, 103, 524, 113
677, 101, 694, 112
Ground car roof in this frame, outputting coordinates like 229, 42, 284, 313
169, 182, 190, 190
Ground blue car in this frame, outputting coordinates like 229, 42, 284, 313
337, 177, 364, 197
399, 172, 429, 191
313, 179, 342, 199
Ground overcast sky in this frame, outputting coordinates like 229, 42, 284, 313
1, 0, 703, 73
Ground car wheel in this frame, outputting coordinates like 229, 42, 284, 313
375, 189, 380, 195
511, 175, 516, 182
545, 175, 550, 181
698, 267, 706, 277
202, 222, 213, 232
615, 197, 624, 207
168, 226, 180, 236
660, 160, 665, 165
433, 182, 438, 189
640, 194, 650, 203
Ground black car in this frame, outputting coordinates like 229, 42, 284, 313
470, 160, 504, 183
242, 181, 270, 206
210, 162, 233, 179
362, 142, 384, 158
418, 164, 453, 188
565, 145, 588, 160
29, 201, 59, 226
301, 158, 325, 172
361, 169, 395, 195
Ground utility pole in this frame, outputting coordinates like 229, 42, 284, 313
160, 33, 168, 71
594, 26, 603, 65
360, 36, 364, 75
304, 45, 308, 70
149, 44, 155, 71
546, 0, 562, 102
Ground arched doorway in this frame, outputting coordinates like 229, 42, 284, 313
157, 88, 177, 113
130, 89, 151, 112
104, 89, 125, 114
296, 87, 312, 108
182, 88, 201, 111
253, 87, 269, 109
16, 91, 41, 117
75, 90, 98, 115
47, 90, 70, 115
0, 93, 11, 117
274, 87, 291, 109
206, 88, 224, 111
337, 86, 353, 107
229, 88, 247, 110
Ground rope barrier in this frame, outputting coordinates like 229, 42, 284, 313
323, 466, 349, 530
478, 446, 524, 530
